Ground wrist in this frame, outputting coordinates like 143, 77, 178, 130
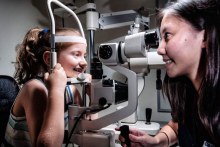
48, 86, 65, 93
155, 131, 169, 147
159, 132, 169, 146
48, 88, 65, 99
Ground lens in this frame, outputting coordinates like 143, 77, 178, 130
99, 45, 113, 59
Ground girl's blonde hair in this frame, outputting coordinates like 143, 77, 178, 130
14, 27, 82, 84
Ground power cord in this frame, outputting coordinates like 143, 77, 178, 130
65, 104, 111, 147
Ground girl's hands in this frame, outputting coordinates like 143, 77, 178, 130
44, 63, 67, 92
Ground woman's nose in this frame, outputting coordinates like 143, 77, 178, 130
157, 41, 166, 55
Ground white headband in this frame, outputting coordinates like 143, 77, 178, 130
55, 36, 87, 45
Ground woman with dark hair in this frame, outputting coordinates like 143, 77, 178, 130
117, 0, 220, 146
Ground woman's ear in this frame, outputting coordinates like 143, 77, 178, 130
43, 51, 50, 66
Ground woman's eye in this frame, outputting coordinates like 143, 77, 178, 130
164, 32, 171, 41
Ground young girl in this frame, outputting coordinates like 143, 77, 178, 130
118, 0, 220, 146
3, 27, 89, 147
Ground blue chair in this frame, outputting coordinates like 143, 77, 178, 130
0, 75, 19, 144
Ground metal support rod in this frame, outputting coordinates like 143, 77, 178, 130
82, 83, 87, 106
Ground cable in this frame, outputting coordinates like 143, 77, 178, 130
65, 104, 111, 147
65, 108, 87, 147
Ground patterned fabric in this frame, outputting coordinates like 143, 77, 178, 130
3, 114, 31, 147
65, 85, 74, 110
65, 85, 74, 125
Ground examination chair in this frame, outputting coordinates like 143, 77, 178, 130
0, 75, 19, 144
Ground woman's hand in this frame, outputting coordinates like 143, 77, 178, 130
115, 127, 158, 147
